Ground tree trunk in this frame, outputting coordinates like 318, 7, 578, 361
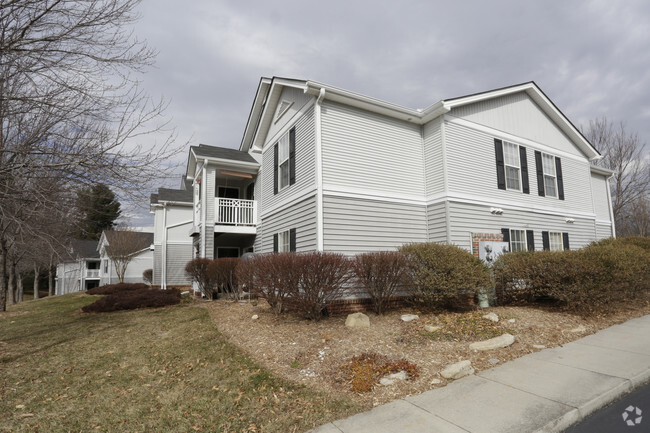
48, 266, 54, 297
17, 273, 24, 303
0, 238, 8, 312
33, 264, 40, 300
8, 258, 15, 305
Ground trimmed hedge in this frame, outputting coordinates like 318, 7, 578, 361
353, 251, 411, 315
82, 288, 181, 313
400, 242, 491, 310
87, 283, 149, 295
494, 239, 650, 311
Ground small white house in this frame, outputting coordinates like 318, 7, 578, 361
55, 239, 101, 294
150, 177, 194, 288
98, 229, 154, 285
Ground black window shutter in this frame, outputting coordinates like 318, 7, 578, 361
526, 230, 535, 251
534, 151, 545, 197
273, 233, 278, 253
273, 143, 278, 194
562, 232, 570, 250
289, 128, 296, 186
494, 139, 506, 190
501, 228, 510, 248
542, 231, 550, 251
555, 157, 564, 200
289, 228, 296, 252
520, 146, 530, 194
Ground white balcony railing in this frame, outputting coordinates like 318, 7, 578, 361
215, 198, 257, 226
85, 269, 100, 278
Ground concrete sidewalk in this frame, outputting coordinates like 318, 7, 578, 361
310, 314, 650, 433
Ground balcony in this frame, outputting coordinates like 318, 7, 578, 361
85, 269, 100, 279
215, 198, 257, 234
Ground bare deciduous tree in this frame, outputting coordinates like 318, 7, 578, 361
583, 117, 649, 236
102, 229, 151, 284
0, 0, 184, 310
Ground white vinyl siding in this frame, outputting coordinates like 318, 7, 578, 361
260, 196, 317, 253
448, 91, 584, 157
509, 229, 526, 252
444, 120, 594, 213
503, 141, 521, 191
549, 232, 563, 251
261, 105, 316, 211
267, 86, 314, 141
423, 118, 444, 196
427, 201, 448, 243
542, 153, 557, 198
321, 101, 425, 197
322, 195, 427, 254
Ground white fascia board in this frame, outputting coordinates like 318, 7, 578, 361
590, 165, 616, 177
157, 201, 193, 207
305, 81, 423, 123
250, 78, 309, 152
202, 157, 259, 172
240, 77, 272, 152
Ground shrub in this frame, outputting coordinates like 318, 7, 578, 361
212, 258, 240, 300
494, 241, 650, 311
82, 288, 181, 313
352, 251, 411, 315
590, 236, 650, 251
400, 242, 491, 310
184, 258, 219, 298
242, 253, 301, 314
340, 352, 418, 393
142, 269, 153, 285
289, 252, 352, 321
87, 283, 149, 295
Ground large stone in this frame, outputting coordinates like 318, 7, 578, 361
482, 312, 499, 322
424, 325, 442, 333
345, 312, 370, 328
469, 333, 515, 351
440, 360, 474, 380
380, 371, 408, 386
401, 314, 419, 322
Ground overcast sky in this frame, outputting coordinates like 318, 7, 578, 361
128, 0, 650, 224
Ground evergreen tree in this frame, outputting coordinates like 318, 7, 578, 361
77, 184, 121, 240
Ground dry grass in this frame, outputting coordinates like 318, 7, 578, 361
0, 293, 359, 433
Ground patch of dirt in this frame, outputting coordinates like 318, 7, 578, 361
206, 297, 650, 408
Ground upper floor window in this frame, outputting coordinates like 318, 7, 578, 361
494, 139, 530, 194
535, 150, 565, 200
504, 142, 521, 191
542, 154, 557, 198
274, 127, 296, 194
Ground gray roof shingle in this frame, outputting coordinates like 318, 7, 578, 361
191, 145, 258, 164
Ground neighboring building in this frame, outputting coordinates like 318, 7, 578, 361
98, 229, 154, 285
187, 78, 615, 259
55, 239, 101, 294
150, 177, 194, 288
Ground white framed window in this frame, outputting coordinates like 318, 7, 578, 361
542, 153, 557, 198
503, 141, 521, 191
277, 132, 290, 191
509, 229, 527, 252
549, 232, 563, 251
277, 230, 290, 253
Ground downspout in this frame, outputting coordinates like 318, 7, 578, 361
201, 160, 208, 258
162, 202, 168, 290
440, 116, 452, 244
605, 173, 616, 238
314, 88, 326, 251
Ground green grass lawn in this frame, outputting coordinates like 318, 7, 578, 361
0, 294, 359, 432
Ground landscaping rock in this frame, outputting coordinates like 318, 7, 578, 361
440, 360, 474, 380
401, 314, 419, 322
482, 312, 499, 322
532, 344, 546, 350
380, 371, 407, 386
570, 325, 587, 333
345, 312, 370, 328
508, 318, 516, 323
424, 325, 441, 333
251, 314, 259, 320
429, 378, 442, 385
469, 333, 515, 351
488, 358, 500, 365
